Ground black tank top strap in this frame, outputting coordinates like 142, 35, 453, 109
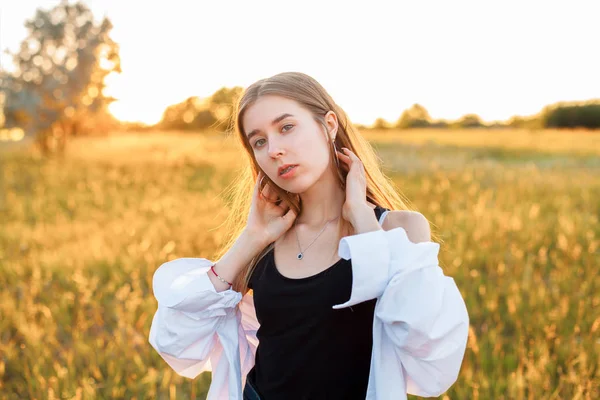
373, 204, 390, 225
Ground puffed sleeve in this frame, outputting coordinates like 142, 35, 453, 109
377, 227, 469, 396
238, 291, 260, 388
148, 257, 243, 378
332, 227, 469, 397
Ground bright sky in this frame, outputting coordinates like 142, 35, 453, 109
2, 0, 599, 125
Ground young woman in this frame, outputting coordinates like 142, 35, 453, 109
149, 72, 469, 400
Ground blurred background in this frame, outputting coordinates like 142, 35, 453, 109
0, 0, 598, 399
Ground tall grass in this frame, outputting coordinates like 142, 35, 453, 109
1, 129, 598, 399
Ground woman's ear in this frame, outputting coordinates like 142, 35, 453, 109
324, 111, 339, 140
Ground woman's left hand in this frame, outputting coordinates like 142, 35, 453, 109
337, 147, 369, 225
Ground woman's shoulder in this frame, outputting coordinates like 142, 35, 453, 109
380, 210, 432, 243
365, 201, 430, 242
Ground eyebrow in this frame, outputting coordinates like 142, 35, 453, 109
246, 113, 294, 141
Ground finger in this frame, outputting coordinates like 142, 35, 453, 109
254, 172, 263, 197
256, 172, 268, 196
342, 148, 364, 170
336, 153, 351, 173
342, 148, 359, 161
278, 202, 290, 214
283, 208, 297, 226
256, 172, 273, 202
336, 150, 351, 164
337, 149, 350, 159
339, 150, 356, 171
261, 178, 279, 202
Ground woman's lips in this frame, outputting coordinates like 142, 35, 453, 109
279, 165, 298, 178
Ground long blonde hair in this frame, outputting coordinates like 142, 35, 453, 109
213, 72, 433, 295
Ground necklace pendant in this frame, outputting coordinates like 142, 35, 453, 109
297, 253, 303, 260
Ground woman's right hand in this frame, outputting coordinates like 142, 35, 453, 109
246, 171, 297, 245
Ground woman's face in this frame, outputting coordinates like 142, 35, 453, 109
242, 95, 336, 193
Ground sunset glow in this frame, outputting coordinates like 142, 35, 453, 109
3, 0, 599, 125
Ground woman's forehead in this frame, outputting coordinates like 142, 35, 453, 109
243, 96, 308, 127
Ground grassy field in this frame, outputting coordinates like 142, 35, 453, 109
1, 128, 598, 399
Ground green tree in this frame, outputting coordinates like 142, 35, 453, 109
508, 115, 542, 129
457, 113, 484, 128
372, 117, 391, 130
0, 0, 121, 155
541, 101, 600, 129
158, 86, 243, 132
395, 103, 432, 129
158, 96, 218, 131
208, 86, 244, 130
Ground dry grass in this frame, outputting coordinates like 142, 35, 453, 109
1, 129, 598, 399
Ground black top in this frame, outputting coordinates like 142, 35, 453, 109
246, 206, 389, 400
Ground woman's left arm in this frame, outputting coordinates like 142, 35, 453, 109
332, 211, 469, 397
377, 222, 469, 397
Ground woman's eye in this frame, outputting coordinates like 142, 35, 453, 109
253, 126, 292, 148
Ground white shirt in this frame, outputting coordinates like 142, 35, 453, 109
148, 214, 469, 399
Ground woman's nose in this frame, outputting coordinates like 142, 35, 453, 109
267, 140, 285, 158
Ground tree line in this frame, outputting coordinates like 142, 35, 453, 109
156, 95, 600, 132
1, 1, 598, 156
368, 101, 600, 131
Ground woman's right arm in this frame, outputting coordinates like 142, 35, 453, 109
149, 171, 297, 378
207, 229, 266, 292
148, 229, 266, 378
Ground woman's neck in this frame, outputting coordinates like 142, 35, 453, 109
295, 174, 345, 230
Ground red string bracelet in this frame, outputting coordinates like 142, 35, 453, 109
211, 264, 233, 287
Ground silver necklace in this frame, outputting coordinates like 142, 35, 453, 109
294, 215, 340, 260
